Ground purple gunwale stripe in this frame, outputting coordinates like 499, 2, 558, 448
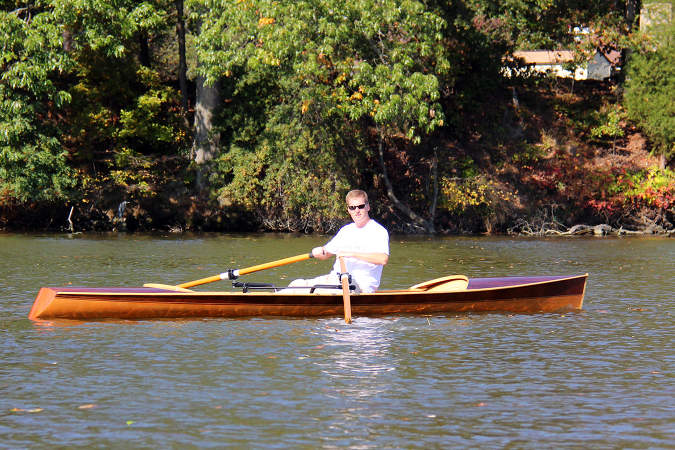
467, 275, 579, 290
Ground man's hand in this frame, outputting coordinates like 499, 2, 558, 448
311, 246, 333, 260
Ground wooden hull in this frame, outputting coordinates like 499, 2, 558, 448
29, 274, 587, 321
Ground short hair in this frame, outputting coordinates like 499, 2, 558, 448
345, 189, 368, 204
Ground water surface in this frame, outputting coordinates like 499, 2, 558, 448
1, 233, 673, 447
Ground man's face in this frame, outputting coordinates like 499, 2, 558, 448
347, 196, 370, 227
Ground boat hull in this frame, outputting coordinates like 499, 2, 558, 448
29, 275, 587, 321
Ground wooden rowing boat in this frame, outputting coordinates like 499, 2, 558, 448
29, 274, 587, 321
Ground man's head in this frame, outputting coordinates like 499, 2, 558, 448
345, 189, 370, 227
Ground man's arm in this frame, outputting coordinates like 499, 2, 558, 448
311, 246, 388, 265
337, 251, 388, 265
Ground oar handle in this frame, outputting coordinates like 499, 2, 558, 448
177, 252, 314, 289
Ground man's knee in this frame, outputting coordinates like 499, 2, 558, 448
288, 278, 310, 287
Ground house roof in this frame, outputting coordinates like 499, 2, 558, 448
512, 49, 622, 67
512, 50, 575, 64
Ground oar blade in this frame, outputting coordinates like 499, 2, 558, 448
143, 283, 194, 292
410, 275, 469, 292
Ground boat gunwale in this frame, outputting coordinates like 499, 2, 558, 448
52, 274, 588, 297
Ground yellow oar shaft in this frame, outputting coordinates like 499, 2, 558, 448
177, 252, 313, 289
178, 274, 225, 289
238, 253, 313, 276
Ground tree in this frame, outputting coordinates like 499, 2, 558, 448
1, 0, 188, 208
192, 0, 449, 231
0, 6, 76, 203
51, 0, 189, 175
624, 20, 675, 168
185, 1, 222, 190
191, 74, 221, 190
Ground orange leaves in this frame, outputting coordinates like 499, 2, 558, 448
258, 17, 275, 28
349, 91, 363, 101
349, 86, 365, 101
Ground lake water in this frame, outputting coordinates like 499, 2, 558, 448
1, 233, 673, 447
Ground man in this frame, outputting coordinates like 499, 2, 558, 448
289, 190, 389, 293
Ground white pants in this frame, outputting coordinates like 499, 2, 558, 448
286, 273, 361, 294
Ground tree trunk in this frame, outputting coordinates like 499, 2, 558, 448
626, 0, 640, 29
175, 0, 189, 119
139, 33, 151, 67
377, 131, 435, 233
62, 29, 73, 52
428, 147, 439, 222
191, 76, 221, 189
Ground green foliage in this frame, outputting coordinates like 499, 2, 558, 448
51, 0, 168, 57
1, 1, 187, 209
512, 143, 547, 164
0, 137, 76, 203
53, 0, 187, 157
0, 7, 76, 202
213, 103, 354, 232
194, 0, 448, 140
624, 22, 675, 159
116, 67, 188, 152
590, 105, 626, 144
192, 0, 450, 229
608, 167, 675, 210
455, 0, 625, 50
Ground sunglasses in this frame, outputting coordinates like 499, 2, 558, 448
347, 203, 367, 211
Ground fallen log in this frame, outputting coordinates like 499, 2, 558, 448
510, 222, 674, 237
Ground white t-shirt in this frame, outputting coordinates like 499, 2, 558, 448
324, 219, 389, 293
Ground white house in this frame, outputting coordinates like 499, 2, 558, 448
505, 49, 621, 81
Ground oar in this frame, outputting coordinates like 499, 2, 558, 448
339, 256, 352, 324
177, 253, 314, 289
